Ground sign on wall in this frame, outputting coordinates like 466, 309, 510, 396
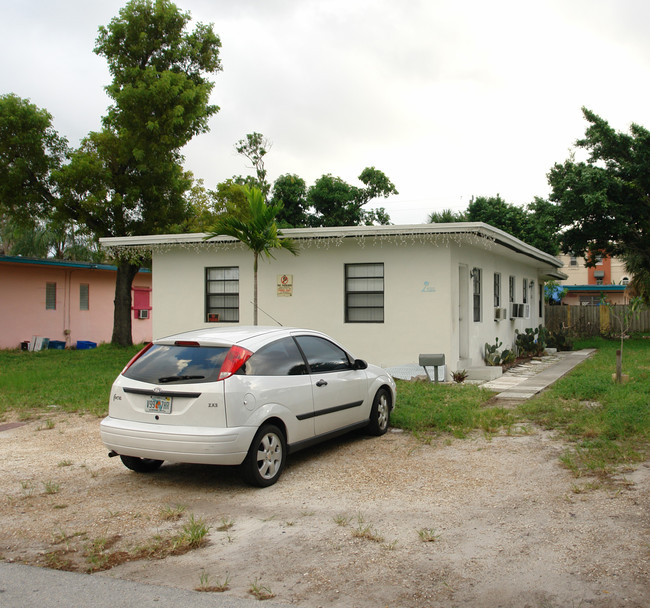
277, 274, 293, 297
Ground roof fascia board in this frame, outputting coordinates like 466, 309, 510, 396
99, 222, 563, 269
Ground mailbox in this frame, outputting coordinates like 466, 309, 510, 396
418, 353, 446, 383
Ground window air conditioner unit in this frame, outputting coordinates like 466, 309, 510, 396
509, 302, 524, 318
494, 307, 508, 321
138, 309, 149, 319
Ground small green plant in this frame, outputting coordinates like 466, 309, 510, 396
216, 516, 234, 531
333, 513, 352, 526
484, 338, 515, 366
196, 570, 230, 592
43, 480, 61, 495
352, 515, 384, 543
160, 504, 186, 521
37, 418, 56, 431
249, 578, 275, 600
418, 527, 440, 542
178, 514, 210, 549
451, 369, 468, 383
57, 459, 73, 467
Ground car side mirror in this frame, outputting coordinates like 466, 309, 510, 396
354, 359, 368, 370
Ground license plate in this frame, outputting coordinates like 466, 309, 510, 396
146, 395, 172, 414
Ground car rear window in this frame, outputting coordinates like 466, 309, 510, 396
123, 344, 230, 384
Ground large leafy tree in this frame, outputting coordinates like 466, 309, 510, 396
428, 195, 560, 255
58, 0, 222, 345
0, 94, 68, 224
270, 174, 308, 228
205, 187, 298, 325
548, 107, 650, 301
307, 167, 397, 227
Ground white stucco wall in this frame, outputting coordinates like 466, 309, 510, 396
150, 233, 550, 372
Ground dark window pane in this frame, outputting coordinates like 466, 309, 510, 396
295, 336, 352, 373
240, 337, 307, 376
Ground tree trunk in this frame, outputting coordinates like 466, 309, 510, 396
253, 252, 258, 326
111, 260, 139, 346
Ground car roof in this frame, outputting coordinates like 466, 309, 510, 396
155, 326, 329, 351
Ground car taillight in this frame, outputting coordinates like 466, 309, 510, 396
218, 345, 253, 380
174, 340, 200, 347
121, 342, 154, 375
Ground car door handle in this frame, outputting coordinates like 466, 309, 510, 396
316, 379, 328, 387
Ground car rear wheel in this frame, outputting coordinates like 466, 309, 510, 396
241, 424, 286, 487
120, 455, 164, 473
367, 388, 391, 436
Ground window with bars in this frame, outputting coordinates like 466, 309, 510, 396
509, 276, 516, 303
206, 267, 239, 322
80, 284, 89, 311
345, 263, 384, 323
493, 272, 501, 307
46, 282, 56, 310
472, 268, 482, 322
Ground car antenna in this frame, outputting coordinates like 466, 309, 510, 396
250, 301, 283, 326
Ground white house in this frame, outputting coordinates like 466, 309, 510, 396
101, 223, 566, 379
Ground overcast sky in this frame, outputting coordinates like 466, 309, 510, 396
2, 0, 650, 224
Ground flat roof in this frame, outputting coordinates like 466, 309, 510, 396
0, 255, 151, 273
99, 222, 565, 273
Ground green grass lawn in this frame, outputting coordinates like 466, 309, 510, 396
0, 344, 143, 417
1, 337, 647, 478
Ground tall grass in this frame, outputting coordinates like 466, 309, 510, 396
0, 344, 143, 416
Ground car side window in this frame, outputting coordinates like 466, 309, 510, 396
294, 336, 353, 374
240, 337, 308, 376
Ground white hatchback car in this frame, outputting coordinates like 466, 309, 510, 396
100, 327, 396, 486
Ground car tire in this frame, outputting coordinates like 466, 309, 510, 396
241, 424, 287, 487
367, 388, 391, 436
119, 455, 164, 473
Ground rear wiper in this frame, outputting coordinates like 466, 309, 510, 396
158, 375, 205, 383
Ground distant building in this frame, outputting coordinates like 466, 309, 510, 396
0, 255, 152, 349
557, 253, 630, 305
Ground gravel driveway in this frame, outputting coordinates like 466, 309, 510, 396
1, 413, 648, 607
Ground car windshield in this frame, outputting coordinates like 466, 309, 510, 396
123, 344, 229, 384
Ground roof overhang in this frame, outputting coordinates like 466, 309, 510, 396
100, 222, 565, 276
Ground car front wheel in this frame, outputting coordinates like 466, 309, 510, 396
119, 455, 164, 473
241, 424, 287, 487
367, 388, 391, 436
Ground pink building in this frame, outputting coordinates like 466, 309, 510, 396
0, 255, 152, 350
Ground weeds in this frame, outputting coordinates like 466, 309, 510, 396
37, 419, 56, 431
160, 504, 186, 521
57, 459, 73, 467
216, 516, 234, 531
196, 570, 230, 593
352, 514, 384, 543
333, 514, 352, 526
249, 578, 275, 600
43, 480, 61, 495
178, 514, 210, 549
418, 527, 440, 542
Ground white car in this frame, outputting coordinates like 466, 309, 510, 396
100, 326, 396, 486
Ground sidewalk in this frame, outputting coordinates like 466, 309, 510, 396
482, 349, 596, 402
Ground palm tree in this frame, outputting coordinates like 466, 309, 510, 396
204, 186, 299, 325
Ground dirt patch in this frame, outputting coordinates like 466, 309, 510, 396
1, 413, 649, 607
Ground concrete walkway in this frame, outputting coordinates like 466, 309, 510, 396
482, 349, 596, 402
